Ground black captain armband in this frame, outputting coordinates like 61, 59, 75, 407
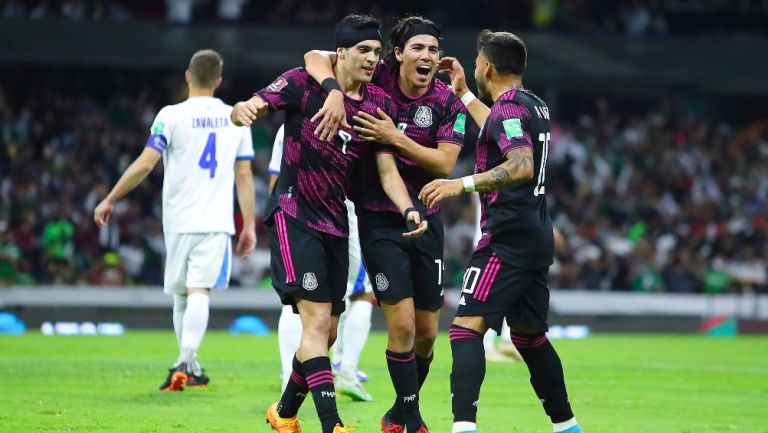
321, 78, 342, 93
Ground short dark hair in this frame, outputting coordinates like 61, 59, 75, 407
334, 14, 382, 48
476, 29, 526, 75
384, 15, 441, 69
188, 49, 223, 88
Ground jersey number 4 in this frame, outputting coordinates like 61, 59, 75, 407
198, 132, 218, 178
534, 132, 550, 196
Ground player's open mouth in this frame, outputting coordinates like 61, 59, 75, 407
416, 65, 432, 77
362, 66, 375, 75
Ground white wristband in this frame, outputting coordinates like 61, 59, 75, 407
460, 91, 477, 107
461, 176, 476, 193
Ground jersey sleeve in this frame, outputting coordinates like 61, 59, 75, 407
236, 125, 255, 161
487, 101, 533, 157
268, 124, 285, 174
376, 96, 399, 155
145, 106, 172, 154
255, 68, 305, 111
435, 95, 467, 147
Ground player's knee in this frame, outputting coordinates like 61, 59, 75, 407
414, 326, 438, 347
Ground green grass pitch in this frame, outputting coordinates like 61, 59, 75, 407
1, 331, 766, 432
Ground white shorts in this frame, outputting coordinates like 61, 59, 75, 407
164, 232, 232, 295
346, 200, 372, 299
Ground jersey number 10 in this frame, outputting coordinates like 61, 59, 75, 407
534, 132, 550, 196
198, 132, 218, 178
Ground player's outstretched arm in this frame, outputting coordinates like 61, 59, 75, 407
419, 147, 534, 209
231, 95, 269, 127
354, 108, 460, 178
438, 56, 491, 127
234, 159, 256, 257
93, 147, 162, 226
304, 50, 349, 141
375, 153, 428, 238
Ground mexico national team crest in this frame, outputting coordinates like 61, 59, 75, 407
375, 273, 389, 291
414, 106, 433, 128
302, 272, 318, 291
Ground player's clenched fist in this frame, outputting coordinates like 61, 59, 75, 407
419, 178, 464, 209
231, 96, 267, 127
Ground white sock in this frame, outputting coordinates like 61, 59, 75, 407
339, 299, 372, 376
172, 295, 187, 348
501, 321, 512, 344
483, 328, 497, 353
453, 421, 477, 432
278, 305, 302, 389
179, 292, 209, 373
553, 418, 578, 432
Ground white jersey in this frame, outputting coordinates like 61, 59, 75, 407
147, 96, 254, 234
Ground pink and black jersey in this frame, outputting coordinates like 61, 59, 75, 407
356, 61, 466, 216
257, 67, 396, 237
475, 87, 554, 269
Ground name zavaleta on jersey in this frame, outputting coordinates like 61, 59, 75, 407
146, 96, 254, 235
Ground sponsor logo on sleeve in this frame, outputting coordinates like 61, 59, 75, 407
267, 76, 289, 93
502, 118, 523, 139
453, 113, 466, 134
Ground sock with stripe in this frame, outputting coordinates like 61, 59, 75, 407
449, 325, 485, 425
303, 356, 343, 433
385, 349, 423, 430
277, 355, 309, 418
511, 333, 575, 425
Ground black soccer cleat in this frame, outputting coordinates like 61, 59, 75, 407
186, 370, 210, 388
159, 362, 188, 392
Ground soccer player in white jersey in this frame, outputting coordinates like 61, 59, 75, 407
268, 125, 375, 401
93, 49, 257, 391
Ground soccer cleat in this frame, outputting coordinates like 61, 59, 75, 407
558, 425, 583, 433
266, 402, 302, 433
159, 363, 188, 392
416, 425, 431, 433
335, 371, 373, 402
332, 424, 356, 433
332, 361, 369, 383
380, 412, 404, 433
186, 370, 210, 388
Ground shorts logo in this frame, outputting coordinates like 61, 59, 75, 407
302, 272, 318, 291
375, 273, 389, 291
414, 106, 433, 128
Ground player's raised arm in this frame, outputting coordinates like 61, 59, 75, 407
376, 153, 428, 238
230, 95, 268, 127
354, 107, 461, 178
438, 56, 491, 127
304, 50, 349, 141
94, 147, 162, 226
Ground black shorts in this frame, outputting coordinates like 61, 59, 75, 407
456, 246, 550, 334
358, 210, 444, 311
267, 210, 348, 316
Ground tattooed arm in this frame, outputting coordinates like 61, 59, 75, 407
419, 147, 534, 208
472, 147, 534, 192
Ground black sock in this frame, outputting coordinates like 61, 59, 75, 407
390, 351, 433, 423
449, 325, 485, 423
302, 356, 342, 433
416, 352, 434, 390
277, 355, 309, 418
386, 349, 423, 430
511, 333, 575, 423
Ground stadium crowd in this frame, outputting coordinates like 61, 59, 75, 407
3, 0, 768, 36
1, 68, 765, 292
